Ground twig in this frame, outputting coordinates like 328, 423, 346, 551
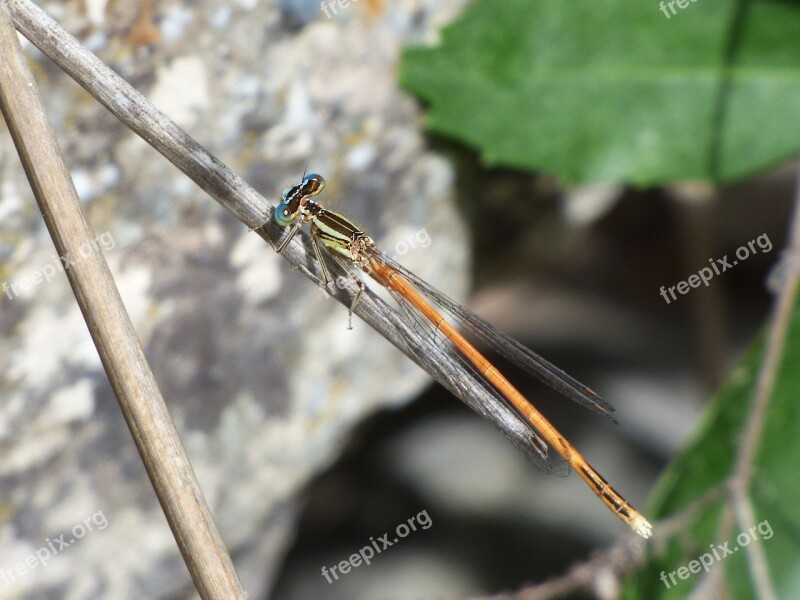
5, 0, 548, 467
472, 485, 726, 600
724, 172, 800, 600
483, 169, 799, 597
473, 536, 647, 600
651, 483, 727, 540
0, 2, 246, 598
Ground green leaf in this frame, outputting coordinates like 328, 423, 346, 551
400, 0, 800, 185
622, 289, 800, 599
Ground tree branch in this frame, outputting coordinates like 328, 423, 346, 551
5, 0, 547, 498
0, 1, 246, 597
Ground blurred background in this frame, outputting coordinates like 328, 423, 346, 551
0, 1, 796, 599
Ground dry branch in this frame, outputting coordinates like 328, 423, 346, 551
5, 0, 547, 478
0, 1, 246, 597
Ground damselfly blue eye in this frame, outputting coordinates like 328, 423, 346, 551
274, 203, 295, 227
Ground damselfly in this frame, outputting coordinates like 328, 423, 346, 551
261, 173, 652, 538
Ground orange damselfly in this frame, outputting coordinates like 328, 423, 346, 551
262, 173, 652, 538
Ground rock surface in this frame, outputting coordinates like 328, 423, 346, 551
0, 0, 469, 597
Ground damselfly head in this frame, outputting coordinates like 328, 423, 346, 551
274, 173, 327, 227
275, 182, 304, 227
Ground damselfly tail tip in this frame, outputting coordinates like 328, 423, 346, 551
631, 514, 653, 539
